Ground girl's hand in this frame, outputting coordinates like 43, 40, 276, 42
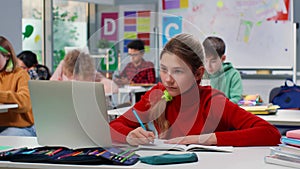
164, 133, 217, 145
126, 127, 155, 146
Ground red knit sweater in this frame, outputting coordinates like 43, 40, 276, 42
110, 82, 281, 146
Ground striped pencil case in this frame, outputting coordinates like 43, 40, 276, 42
0, 146, 139, 165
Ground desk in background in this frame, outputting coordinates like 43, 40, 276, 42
0, 136, 289, 169
118, 85, 152, 105
109, 108, 300, 128
107, 106, 131, 121
108, 106, 131, 117
0, 104, 18, 113
258, 109, 300, 135
258, 109, 300, 126
108, 108, 300, 125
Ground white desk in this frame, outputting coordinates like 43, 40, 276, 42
108, 106, 131, 117
0, 136, 289, 169
118, 86, 150, 105
258, 109, 300, 126
0, 104, 18, 113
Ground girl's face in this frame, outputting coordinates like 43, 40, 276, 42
62, 69, 74, 80
0, 53, 9, 71
160, 53, 200, 97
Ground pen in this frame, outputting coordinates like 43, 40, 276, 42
71, 151, 83, 156
21, 149, 37, 154
88, 149, 99, 155
57, 151, 81, 159
113, 148, 131, 160
7, 147, 27, 155
120, 151, 136, 163
146, 121, 158, 138
132, 108, 146, 130
47, 148, 63, 156
95, 150, 107, 156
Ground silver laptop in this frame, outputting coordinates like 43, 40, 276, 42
28, 80, 112, 148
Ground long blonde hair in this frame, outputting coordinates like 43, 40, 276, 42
63, 49, 96, 81
151, 33, 205, 138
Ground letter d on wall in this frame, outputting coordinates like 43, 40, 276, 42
101, 12, 118, 41
162, 16, 182, 46
104, 18, 116, 35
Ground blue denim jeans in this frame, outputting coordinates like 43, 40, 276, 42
0, 125, 36, 136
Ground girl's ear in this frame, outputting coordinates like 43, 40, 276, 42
195, 66, 205, 81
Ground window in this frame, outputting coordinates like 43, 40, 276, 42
22, 0, 43, 63
52, 0, 88, 70
22, 0, 88, 71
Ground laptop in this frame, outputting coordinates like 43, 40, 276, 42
28, 80, 112, 148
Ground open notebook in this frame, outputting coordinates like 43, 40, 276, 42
138, 139, 233, 152
28, 80, 112, 149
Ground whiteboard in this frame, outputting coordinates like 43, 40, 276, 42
224, 21, 294, 69
159, 0, 294, 69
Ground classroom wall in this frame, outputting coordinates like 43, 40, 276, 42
242, 79, 285, 103
96, 3, 158, 75
0, 0, 22, 53
0, 1, 298, 72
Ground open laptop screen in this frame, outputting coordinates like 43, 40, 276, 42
29, 80, 112, 148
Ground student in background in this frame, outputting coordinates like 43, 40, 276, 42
110, 33, 280, 146
50, 49, 119, 94
17, 50, 51, 80
202, 36, 243, 104
0, 36, 36, 136
114, 39, 156, 86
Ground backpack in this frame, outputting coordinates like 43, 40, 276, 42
271, 78, 300, 109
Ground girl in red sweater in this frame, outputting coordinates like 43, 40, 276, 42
109, 33, 281, 146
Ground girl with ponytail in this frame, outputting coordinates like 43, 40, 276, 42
110, 33, 280, 147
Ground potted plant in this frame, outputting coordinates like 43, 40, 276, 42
97, 39, 110, 54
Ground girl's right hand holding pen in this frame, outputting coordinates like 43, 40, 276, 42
126, 127, 155, 146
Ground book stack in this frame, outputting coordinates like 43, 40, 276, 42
265, 129, 300, 168
240, 104, 280, 115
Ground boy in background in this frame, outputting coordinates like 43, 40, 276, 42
114, 39, 156, 86
203, 36, 243, 104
